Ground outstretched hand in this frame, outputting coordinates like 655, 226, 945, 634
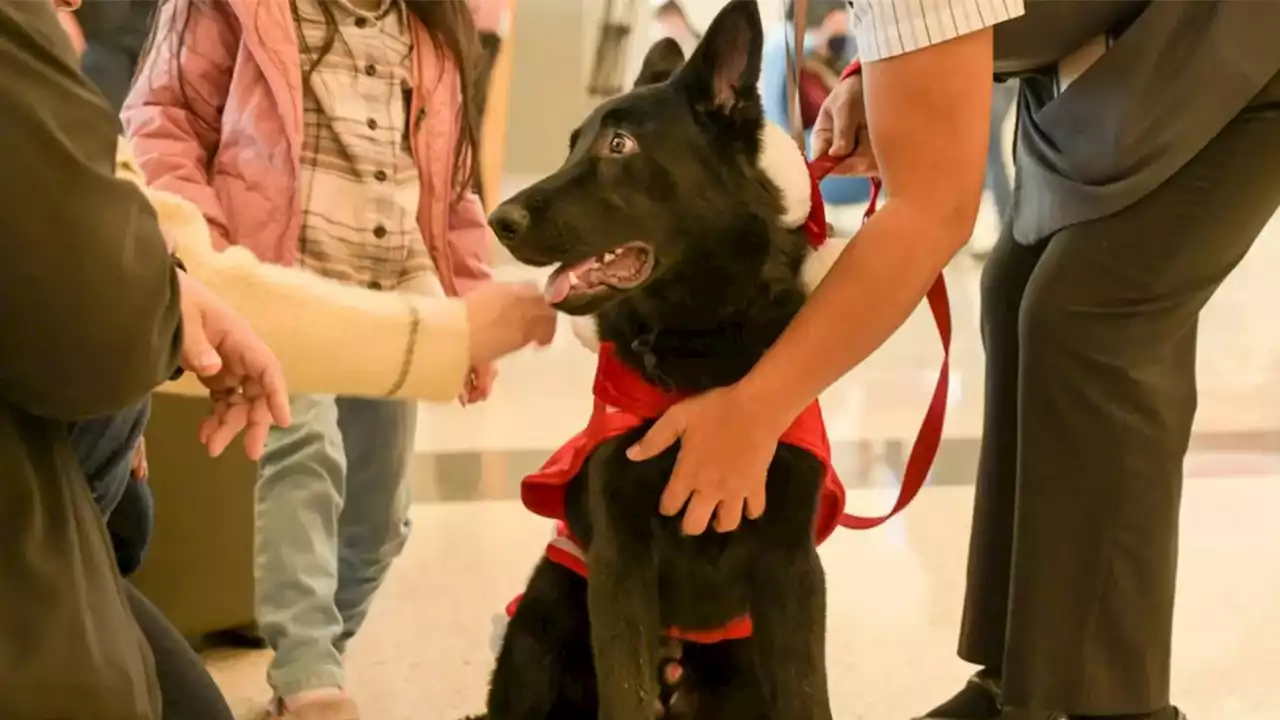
626, 385, 783, 536
177, 271, 291, 460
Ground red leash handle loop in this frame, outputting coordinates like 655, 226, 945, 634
808, 94, 953, 529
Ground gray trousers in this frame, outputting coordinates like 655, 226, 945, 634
958, 72, 1280, 715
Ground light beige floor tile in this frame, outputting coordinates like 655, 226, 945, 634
210, 477, 1280, 720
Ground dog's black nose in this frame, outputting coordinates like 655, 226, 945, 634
489, 203, 530, 244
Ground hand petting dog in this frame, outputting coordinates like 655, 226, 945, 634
627, 384, 785, 536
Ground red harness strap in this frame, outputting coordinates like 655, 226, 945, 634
521, 344, 847, 544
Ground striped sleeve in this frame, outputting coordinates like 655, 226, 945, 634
848, 0, 1025, 62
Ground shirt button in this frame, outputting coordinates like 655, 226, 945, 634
373, 225, 387, 239
367, 280, 382, 290
367, 117, 378, 130
364, 63, 377, 77
374, 169, 388, 182
355, 17, 370, 28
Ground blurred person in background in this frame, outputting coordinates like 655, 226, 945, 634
761, 0, 870, 214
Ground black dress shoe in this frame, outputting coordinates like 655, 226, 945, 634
915, 670, 1003, 720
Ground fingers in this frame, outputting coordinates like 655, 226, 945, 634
811, 105, 835, 159
829, 109, 854, 158
473, 365, 496, 400
825, 130, 878, 177
513, 286, 557, 349
180, 311, 223, 376
240, 398, 275, 461
745, 487, 767, 521
204, 398, 249, 458
713, 497, 744, 534
680, 491, 717, 536
627, 409, 684, 463
198, 396, 229, 446
463, 365, 496, 404
258, 358, 292, 428
659, 460, 694, 517
530, 305, 558, 347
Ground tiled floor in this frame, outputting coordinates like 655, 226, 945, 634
204, 193, 1280, 718
209, 479, 1280, 720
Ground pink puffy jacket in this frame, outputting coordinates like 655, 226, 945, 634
122, 0, 492, 296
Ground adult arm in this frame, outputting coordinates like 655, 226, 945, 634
117, 162, 470, 402
0, 2, 182, 421
633, 0, 1023, 535
121, 0, 236, 249
740, 2, 1010, 425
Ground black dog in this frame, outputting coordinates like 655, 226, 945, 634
472, 2, 837, 718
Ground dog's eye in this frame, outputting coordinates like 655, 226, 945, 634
606, 132, 637, 156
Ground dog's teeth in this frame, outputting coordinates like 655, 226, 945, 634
568, 272, 580, 286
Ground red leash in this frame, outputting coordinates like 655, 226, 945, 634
804, 120, 953, 531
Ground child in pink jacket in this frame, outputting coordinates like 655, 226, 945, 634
125, 2, 497, 718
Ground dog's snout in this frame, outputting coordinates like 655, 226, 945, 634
489, 203, 531, 244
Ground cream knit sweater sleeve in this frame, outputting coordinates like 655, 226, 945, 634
115, 139, 471, 402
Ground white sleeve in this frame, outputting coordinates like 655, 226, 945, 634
849, 0, 1025, 62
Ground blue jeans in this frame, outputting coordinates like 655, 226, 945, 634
67, 398, 155, 577
78, 0, 155, 112
254, 395, 416, 696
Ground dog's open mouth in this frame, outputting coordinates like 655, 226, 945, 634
543, 242, 656, 304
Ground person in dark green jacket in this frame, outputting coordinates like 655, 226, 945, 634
0, 3, 289, 717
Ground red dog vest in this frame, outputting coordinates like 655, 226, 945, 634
506, 342, 846, 644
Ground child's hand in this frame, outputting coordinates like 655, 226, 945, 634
459, 363, 498, 406
463, 281, 557, 367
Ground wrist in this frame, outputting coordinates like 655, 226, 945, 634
733, 367, 806, 437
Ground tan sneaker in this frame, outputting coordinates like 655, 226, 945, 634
270, 696, 360, 720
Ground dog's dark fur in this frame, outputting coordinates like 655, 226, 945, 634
471, 3, 832, 718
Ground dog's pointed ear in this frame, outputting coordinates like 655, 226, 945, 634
634, 37, 686, 88
673, 0, 763, 116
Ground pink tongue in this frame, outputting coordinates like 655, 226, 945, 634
545, 271, 573, 304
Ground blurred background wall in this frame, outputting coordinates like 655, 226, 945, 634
500, 0, 786, 188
